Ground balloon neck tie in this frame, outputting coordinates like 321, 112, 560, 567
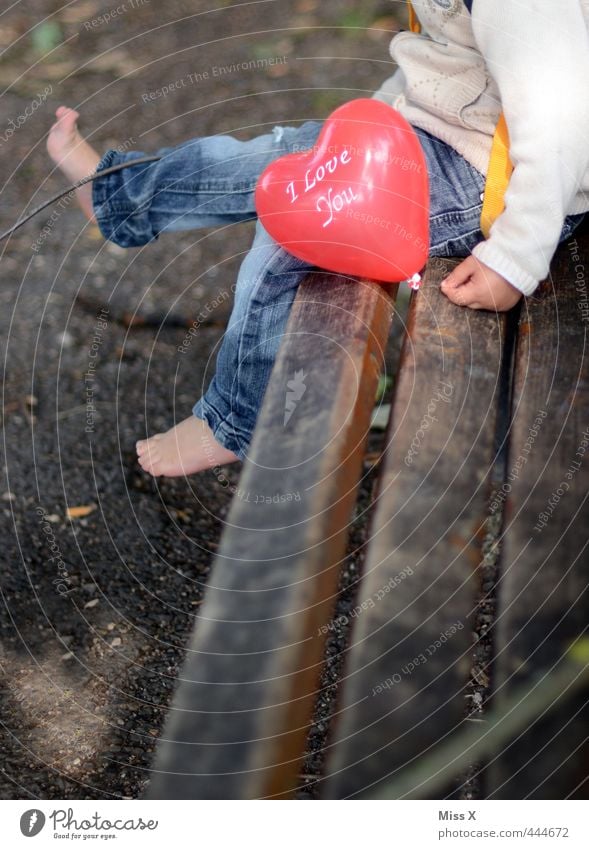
407, 272, 421, 291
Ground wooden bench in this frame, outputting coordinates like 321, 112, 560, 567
147, 223, 589, 800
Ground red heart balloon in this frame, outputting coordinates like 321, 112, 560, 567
255, 99, 429, 284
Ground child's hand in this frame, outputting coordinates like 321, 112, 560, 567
440, 256, 522, 312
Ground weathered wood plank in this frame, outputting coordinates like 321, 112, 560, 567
324, 258, 510, 798
485, 232, 589, 798
147, 272, 394, 799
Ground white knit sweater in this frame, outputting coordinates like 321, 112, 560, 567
374, 0, 589, 295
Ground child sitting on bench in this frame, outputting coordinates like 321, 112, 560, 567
47, 0, 589, 477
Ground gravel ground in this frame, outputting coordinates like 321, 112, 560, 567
0, 0, 494, 800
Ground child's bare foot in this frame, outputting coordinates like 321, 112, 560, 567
47, 106, 101, 222
441, 255, 523, 311
136, 415, 239, 477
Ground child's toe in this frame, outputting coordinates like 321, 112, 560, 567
137, 434, 163, 457
138, 453, 161, 477
138, 453, 155, 471
138, 440, 162, 470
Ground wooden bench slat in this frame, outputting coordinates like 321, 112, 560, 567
485, 234, 589, 798
324, 258, 509, 798
147, 272, 394, 799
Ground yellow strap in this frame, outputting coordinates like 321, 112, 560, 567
407, 0, 422, 33
480, 112, 513, 237
405, 1, 512, 236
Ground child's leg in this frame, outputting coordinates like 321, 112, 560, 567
49, 111, 322, 250
137, 220, 315, 476
414, 127, 488, 261
47, 107, 100, 221
49, 111, 322, 477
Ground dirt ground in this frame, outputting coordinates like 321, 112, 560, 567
0, 0, 413, 800
0, 1, 494, 801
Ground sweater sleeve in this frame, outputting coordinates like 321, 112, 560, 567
469, 0, 589, 295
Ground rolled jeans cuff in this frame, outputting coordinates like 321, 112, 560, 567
92, 149, 160, 247
193, 384, 253, 461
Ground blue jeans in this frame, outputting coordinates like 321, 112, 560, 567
92, 122, 583, 459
